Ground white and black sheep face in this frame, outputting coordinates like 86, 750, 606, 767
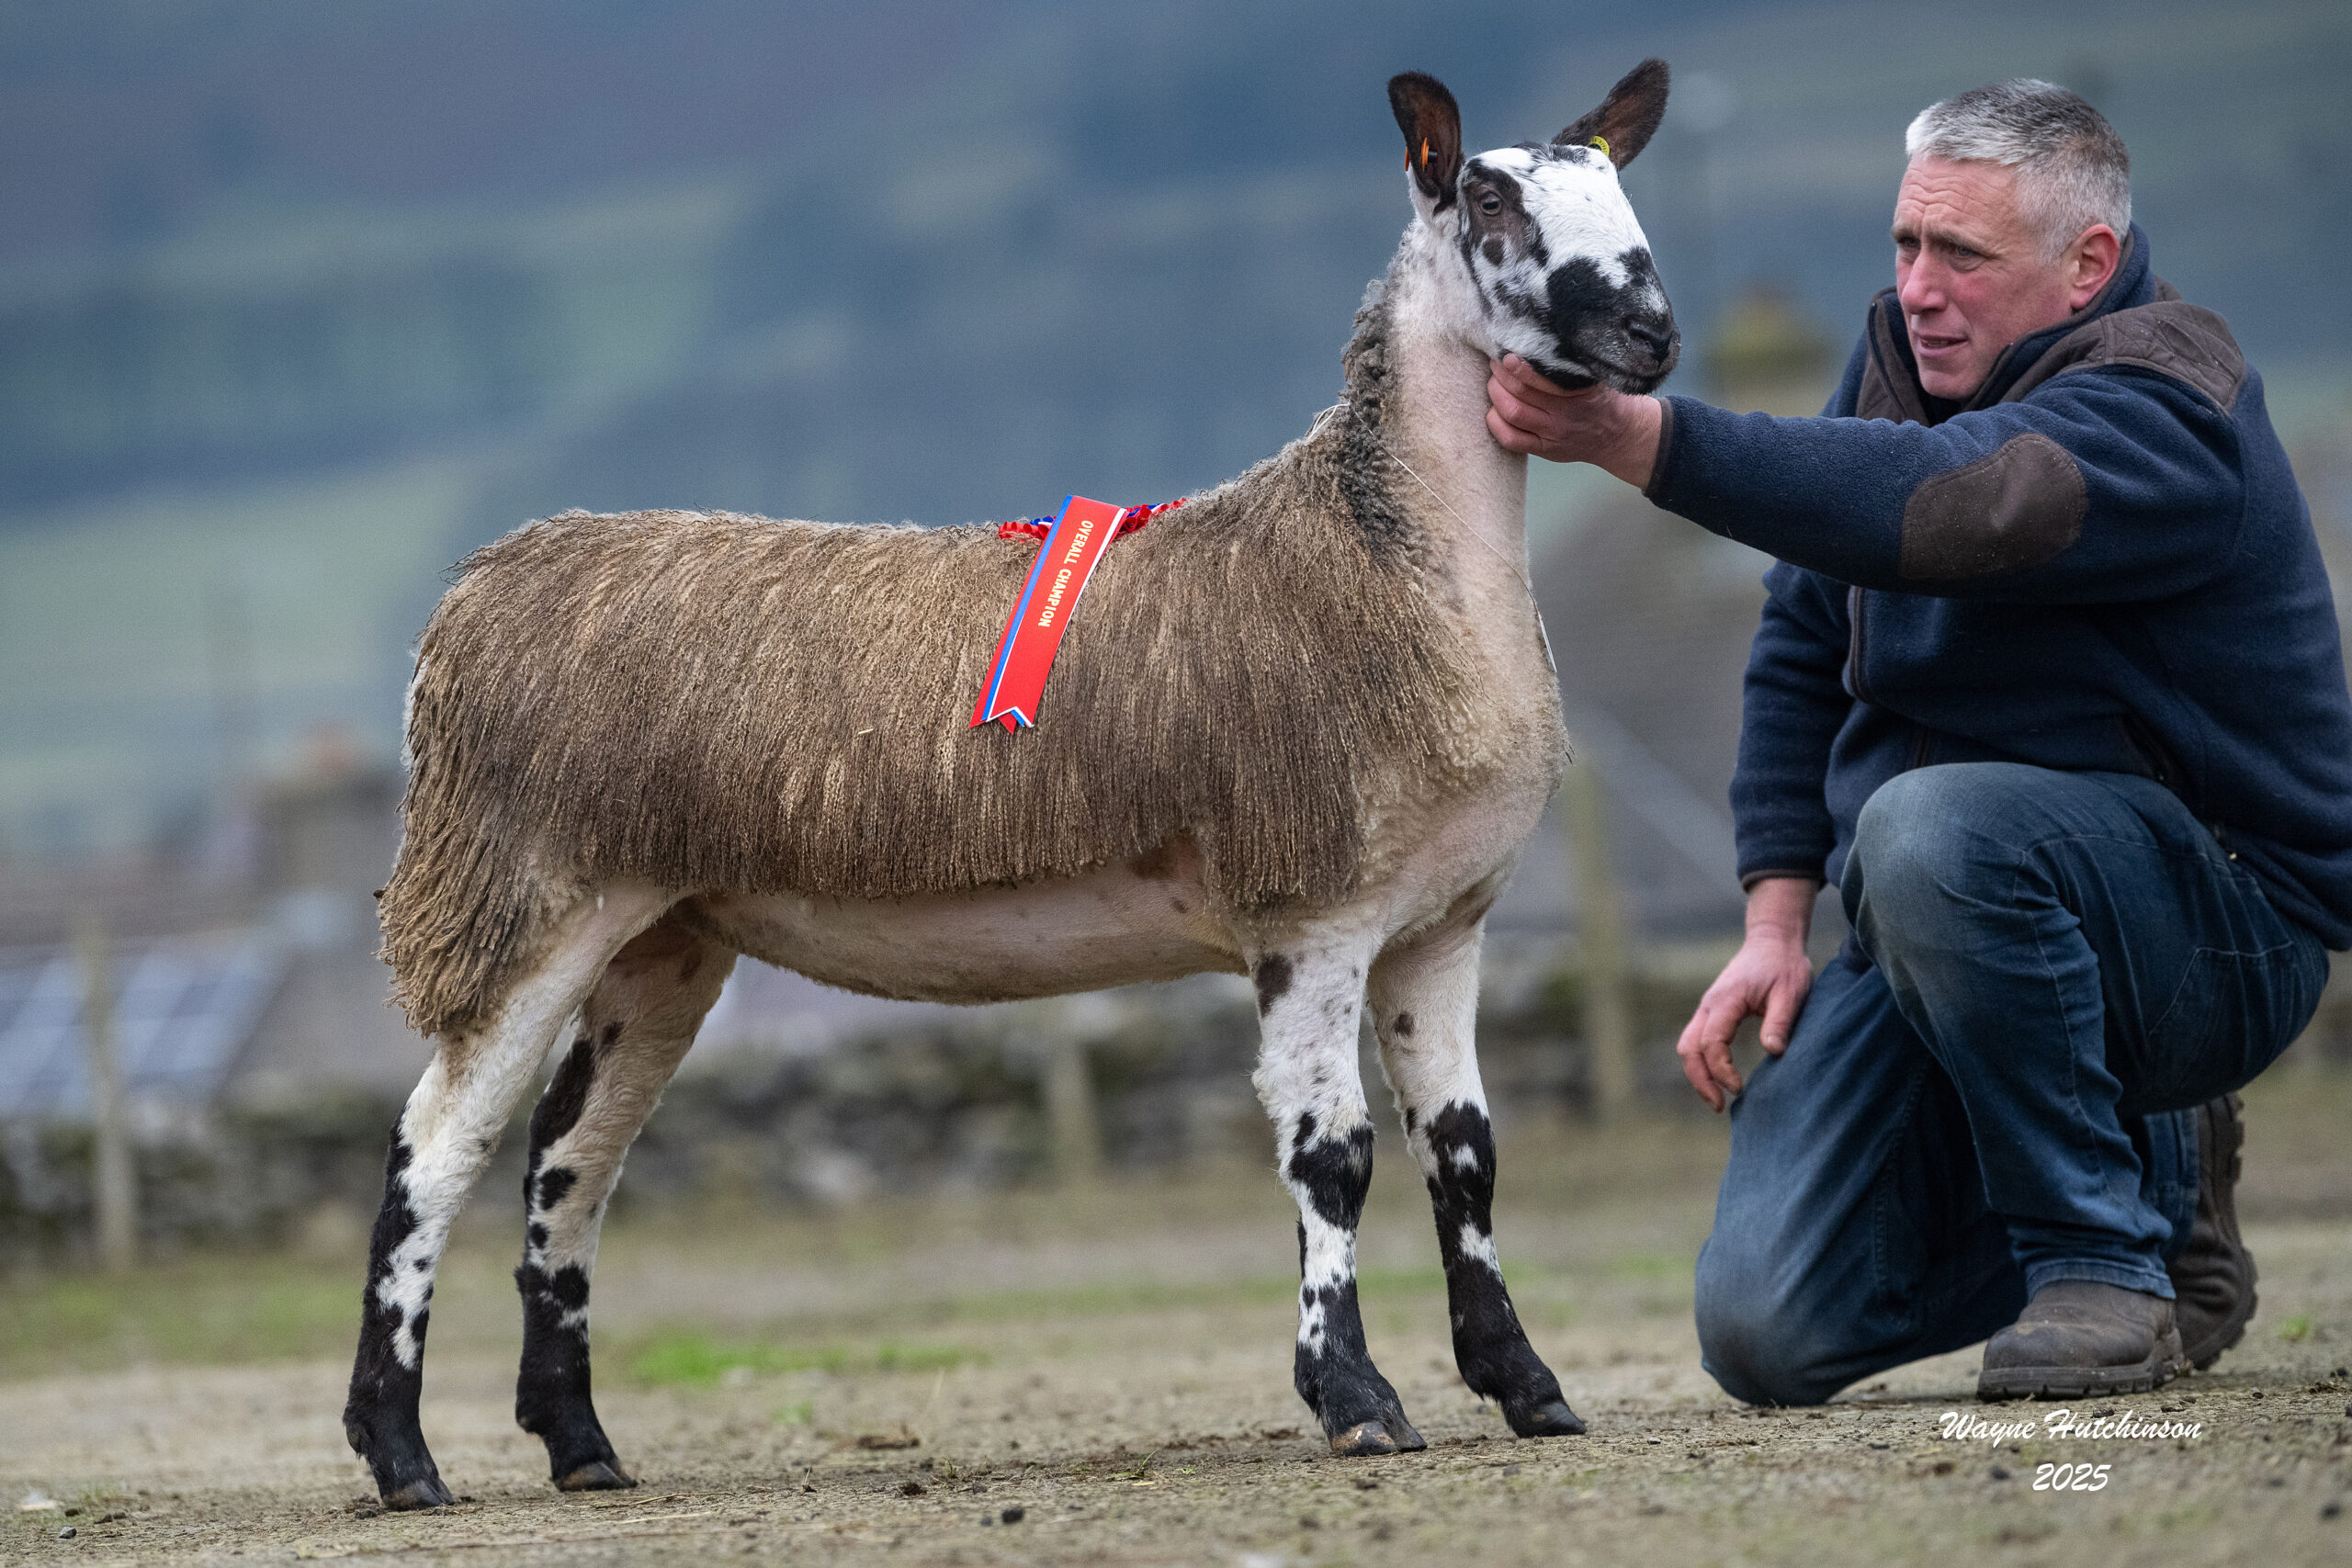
1391, 62, 1679, 394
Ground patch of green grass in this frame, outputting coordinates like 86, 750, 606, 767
0, 1254, 361, 1381
1527, 1300, 1582, 1329
628, 1330, 979, 1388
1354, 1266, 1448, 1296
2141, 1504, 2223, 1533
916, 1273, 1303, 1324
2277, 1313, 2313, 1342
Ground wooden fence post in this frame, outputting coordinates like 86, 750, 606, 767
75, 913, 138, 1271
1042, 1024, 1102, 1190
1562, 762, 1636, 1122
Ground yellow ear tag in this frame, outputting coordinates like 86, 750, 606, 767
1419, 138, 1431, 167
1588, 135, 1611, 157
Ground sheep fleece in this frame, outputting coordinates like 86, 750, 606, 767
380, 434, 1490, 1040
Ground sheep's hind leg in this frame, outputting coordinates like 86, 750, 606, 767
1371, 921, 1583, 1438
344, 886, 674, 1510
515, 915, 734, 1492
1250, 942, 1425, 1458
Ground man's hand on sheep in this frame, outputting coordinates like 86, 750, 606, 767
1485, 354, 1665, 489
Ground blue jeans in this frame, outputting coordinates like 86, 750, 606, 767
1694, 764, 2328, 1405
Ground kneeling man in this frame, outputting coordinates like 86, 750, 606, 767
1491, 79, 2352, 1401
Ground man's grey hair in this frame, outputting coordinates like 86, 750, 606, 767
1905, 79, 2131, 260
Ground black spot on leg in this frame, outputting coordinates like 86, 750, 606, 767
548, 1265, 590, 1311
379, 1122, 413, 1184
1253, 954, 1294, 1014
526, 1223, 548, 1250
1423, 1104, 1498, 1281
600, 1022, 622, 1046
1287, 1123, 1375, 1235
523, 1037, 595, 1241
530, 1037, 600, 1156
535, 1166, 578, 1214
1394, 1012, 1415, 1038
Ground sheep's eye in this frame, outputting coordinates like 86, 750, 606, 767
1478, 189, 1502, 216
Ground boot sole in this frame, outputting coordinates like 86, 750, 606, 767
1977, 1353, 2188, 1403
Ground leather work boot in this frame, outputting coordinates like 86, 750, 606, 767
1977, 1280, 2188, 1401
2169, 1091, 2258, 1370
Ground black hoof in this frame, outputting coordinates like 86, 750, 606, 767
557, 1461, 639, 1492
381, 1475, 457, 1511
1506, 1398, 1586, 1438
1329, 1416, 1427, 1457
1330, 1420, 1400, 1456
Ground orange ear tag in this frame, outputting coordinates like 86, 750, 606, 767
1419, 138, 1430, 167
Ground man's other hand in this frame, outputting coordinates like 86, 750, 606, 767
1485, 354, 1665, 488
1677, 876, 1821, 1111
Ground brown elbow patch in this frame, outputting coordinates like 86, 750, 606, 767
1898, 433, 2086, 581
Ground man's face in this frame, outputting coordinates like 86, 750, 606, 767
1892, 156, 2082, 400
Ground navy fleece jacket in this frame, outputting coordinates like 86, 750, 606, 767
1645, 230, 2352, 947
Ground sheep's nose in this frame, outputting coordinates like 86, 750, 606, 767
1624, 317, 1676, 359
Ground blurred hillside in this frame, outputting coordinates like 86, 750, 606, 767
2, 0, 2348, 885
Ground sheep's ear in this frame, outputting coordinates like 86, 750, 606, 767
1555, 58, 1669, 169
1388, 72, 1463, 210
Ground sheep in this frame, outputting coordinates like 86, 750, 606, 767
343, 61, 1679, 1509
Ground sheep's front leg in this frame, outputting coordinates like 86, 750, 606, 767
1250, 944, 1425, 1458
516, 917, 733, 1492
1371, 922, 1583, 1438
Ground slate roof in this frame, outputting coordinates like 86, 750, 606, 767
0, 932, 288, 1120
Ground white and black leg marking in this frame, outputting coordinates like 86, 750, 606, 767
514, 917, 732, 1492
1250, 942, 1426, 1458
1372, 922, 1582, 1438
343, 886, 675, 1510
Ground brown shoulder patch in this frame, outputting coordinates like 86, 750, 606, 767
2008, 302, 2247, 414
1899, 432, 2087, 581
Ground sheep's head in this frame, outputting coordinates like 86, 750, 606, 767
1391, 62, 1679, 393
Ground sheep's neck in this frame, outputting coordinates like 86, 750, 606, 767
1390, 334, 1529, 612
1375, 236, 1534, 630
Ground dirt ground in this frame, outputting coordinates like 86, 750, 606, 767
6, 1063, 2352, 1567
